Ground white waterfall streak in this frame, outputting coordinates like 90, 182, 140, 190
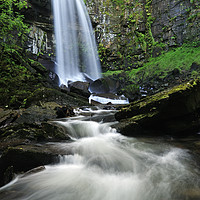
52, 0, 102, 85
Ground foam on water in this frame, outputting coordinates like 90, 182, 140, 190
0, 108, 200, 200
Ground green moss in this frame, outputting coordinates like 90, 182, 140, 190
0, 50, 47, 108
128, 44, 200, 81
116, 78, 199, 122
130, 110, 159, 122
102, 70, 123, 77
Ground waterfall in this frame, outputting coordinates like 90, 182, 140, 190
52, 0, 102, 86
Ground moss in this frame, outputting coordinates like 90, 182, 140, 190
116, 79, 200, 120
0, 50, 49, 108
127, 44, 200, 82
130, 111, 159, 122
102, 70, 123, 77
25, 87, 89, 108
115, 78, 200, 136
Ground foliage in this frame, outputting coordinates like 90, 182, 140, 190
102, 70, 123, 77
0, 50, 46, 108
103, 43, 200, 100
0, 0, 37, 108
0, 0, 29, 53
128, 44, 200, 82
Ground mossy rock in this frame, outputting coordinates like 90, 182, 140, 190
115, 79, 200, 136
0, 146, 60, 187
0, 122, 69, 143
25, 87, 89, 108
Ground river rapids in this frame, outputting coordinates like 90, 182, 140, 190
0, 107, 200, 200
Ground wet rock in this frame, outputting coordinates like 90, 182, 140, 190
0, 120, 69, 146
25, 87, 89, 108
69, 81, 90, 98
115, 79, 200, 137
0, 145, 59, 187
2, 166, 14, 186
56, 106, 75, 118
89, 78, 120, 94
22, 166, 46, 177
14, 104, 59, 125
0, 109, 19, 128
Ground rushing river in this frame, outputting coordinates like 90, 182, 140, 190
0, 107, 200, 200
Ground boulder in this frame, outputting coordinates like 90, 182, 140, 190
89, 77, 120, 94
25, 87, 89, 108
56, 105, 74, 118
0, 120, 69, 146
0, 145, 59, 187
0, 109, 19, 128
68, 81, 90, 98
115, 79, 200, 136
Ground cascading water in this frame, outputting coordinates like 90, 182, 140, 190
0, 108, 200, 200
52, 0, 102, 85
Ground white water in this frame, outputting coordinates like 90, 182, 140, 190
0, 108, 200, 200
89, 94, 129, 104
52, 0, 102, 85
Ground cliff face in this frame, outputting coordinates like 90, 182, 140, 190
25, 0, 199, 70
151, 0, 199, 45
24, 0, 54, 55
86, 0, 199, 70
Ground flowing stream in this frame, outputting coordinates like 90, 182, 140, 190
0, 108, 200, 200
52, 0, 102, 85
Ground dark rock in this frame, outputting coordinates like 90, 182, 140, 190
14, 104, 58, 125
89, 78, 110, 94
172, 68, 180, 76
115, 79, 200, 137
69, 81, 90, 98
25, 87, 89, 108
56, 106, 75, 118
60, 84, 70, 93
0, 120, 69, 145
0, 109, 19, 128
0, 145, 59, 187
38, 56, 55, 72
89, 78, 120, 94
2, 166, 14, 186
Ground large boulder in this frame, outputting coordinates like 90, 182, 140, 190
115, 79, 200, 136
0, 145, 60, 187
89, 77, 120, 94
68, 81, 90, 98
25, 87, 89, 108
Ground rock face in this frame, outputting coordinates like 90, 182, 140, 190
86, 0, 200, 70
115, 79, 200, 136
151, 0, 200, 45
25, 0, 199, 71
24, 0, 54, 57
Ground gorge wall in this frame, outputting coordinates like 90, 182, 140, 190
25, 0, 200, 71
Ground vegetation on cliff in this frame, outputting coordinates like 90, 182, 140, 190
0, 0, 35, 108
103, 42, 200, 101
